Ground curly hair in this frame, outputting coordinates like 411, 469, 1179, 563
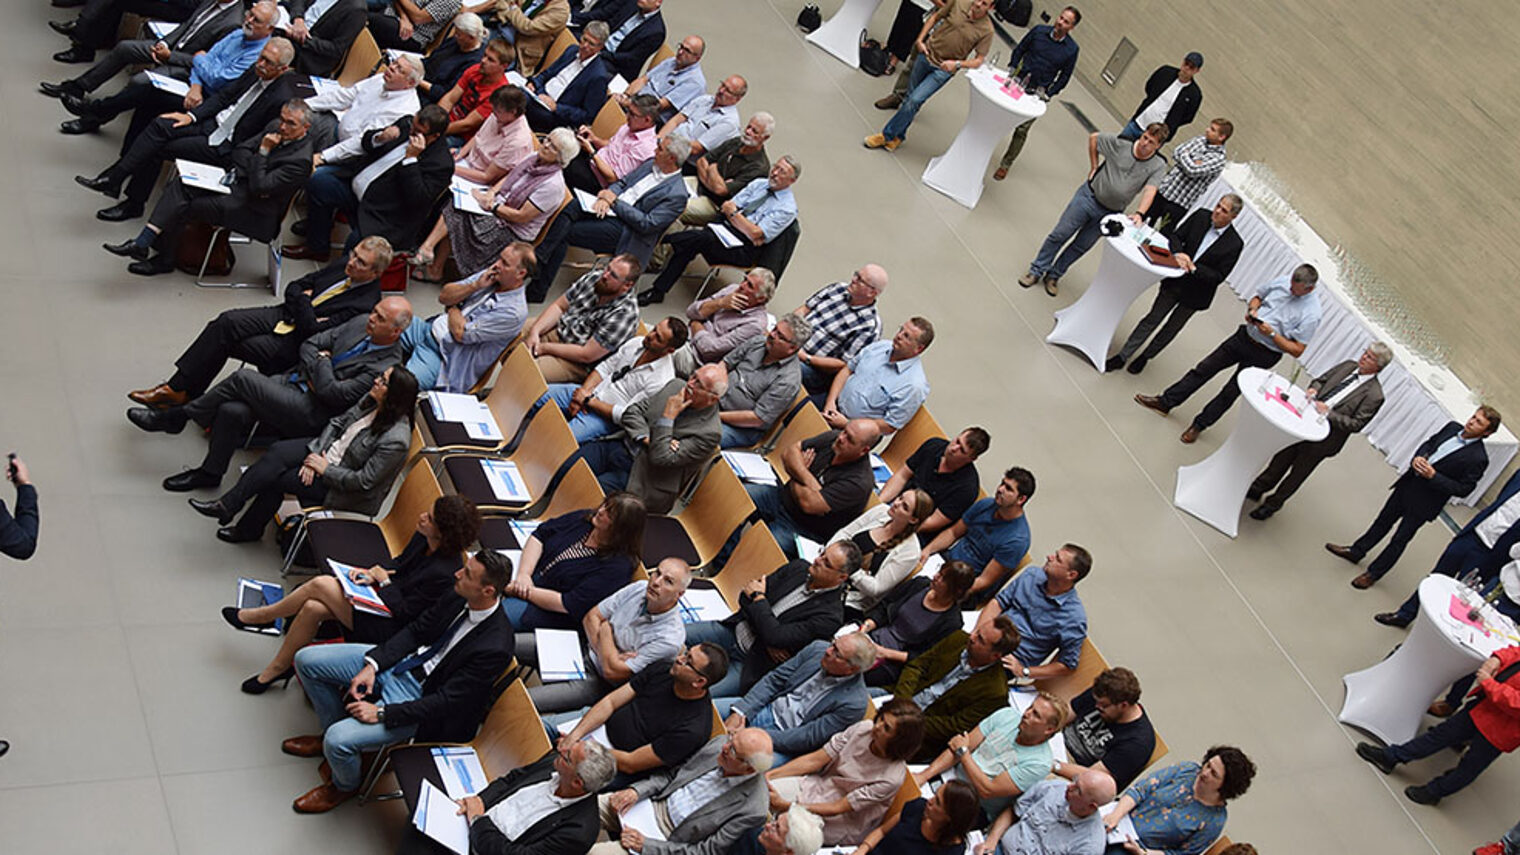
1203, 745, 1256, 801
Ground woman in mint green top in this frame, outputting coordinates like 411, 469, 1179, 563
1102, 746, 1256, 855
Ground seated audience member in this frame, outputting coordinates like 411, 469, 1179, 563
570, 0, 635, 30
723, 635, 875, 760
74, 37, 299, 222
502, 492, 646, 630
494, 0, 570, 73
286, 104, 454, 262
419, 12, 488, 102
367, 0, 462, 52
305, 56, 424, 170
599, 0, 666, 82
284, 549, 516, 813
731, 804, 827, 855
661, 74, 746, 158
878, 428, 989, 543
592, 728, 773, 855
748, 422, 880, 559
914, 693, 1069, 818
1056, 667, 1156, 791
582, 365, 728, 512
640, 157, 801, 306
0, 456, 38, 561
1102, 748, 1257, 854
281, 0, 368, 78
395, 739, 615, 855
821, 319, 932, 435
919, 467, 1035, 608
102, 99, 314, 276
524, 21, 613, 132
616, 33, 706, 123
534, 134, 692, 286
835, 490, 935, 615
523, 558, 692, 713
524, 256, 641, 380
980, 771, 1117, 855
554, 643, 728, 780
714, 314, 809, 449
890, 618, 1020, 762
190, 364, 417, 542
686, 542, 860, 697
413, 241, 537, 392
413, 126, 575, 282
127, 238, 391, 408
862, 559, 978, 687
44, 0, 242, 94
974, 544, 1090, 681
436, 40, 513, 141
127, 299, 412, 491
684, 267, 776, 363
548, 316, 688, 442
219, 493, 479, 693
851, 780, 980, 855
452, 83, 535, 185
794, 267, 886, 395
653, 114, 772, 257
566, 92, 661, 193
764, 698, 926, 846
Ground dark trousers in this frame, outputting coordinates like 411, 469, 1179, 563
110, 115, 230, 208
366, 12, 426, 51
168, 305, 302, 396
532, 202, 627, 293
1142, 194, 1188, 239
305, 164, 361, 251
183, 369, 327, 475
646, 228, 761, 298
524, 96, 569, 133
1158, 325, 1282, 432
1115, 286, 1198, 363
146, 179, 245, 260
563, 152, 603, 194
579, 437, 634, 495
1250, 438, 1339, 512
1386, 706, 1506, 797
885, 0, 927, 61
74, 0, 197, 49
1348, 488, 1432, 581
221, 437, 328, 538
73, 38, 156, 90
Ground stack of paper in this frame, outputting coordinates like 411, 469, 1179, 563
722, 451, 777, 484
481, 459, 531, 502
707, 223, 743, 248
146, 71, 189, 96
449, 177, 492, 215
412, 779, 469, 855
1099, 801, 1138, 846
176, 160, 231, 194
677, 587, 734, 623
607, 74, 630, 95
330, 559, 390, 616
510, 519, 541, 544
536, 628, 588, 681
433, 746, 489, 798
573, 188, 602, 212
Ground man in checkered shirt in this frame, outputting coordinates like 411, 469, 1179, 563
792, 265, 887, 395
524, 253, 642, 382
1137, 118, 1232, 237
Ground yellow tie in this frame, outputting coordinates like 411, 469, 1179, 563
273, 279, 352, 335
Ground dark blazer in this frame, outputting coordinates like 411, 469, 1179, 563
1305, 361, 1385, 455
280, 261, 384, 341
284, 0, 368, 78
721, 559, 846, 691
463, 752, 600, 855
891, 630, 1009, 762
605, 10, 665, 81
308, 398, 413, 515
628, 735, 770, 855
1129, 65, 1202, 137
352, 533, 462, 643
162, 0, 246, 67
367, 593, 516, 742
190, 69, 309, 159
730, 639, 868, 756
0, 485, 39, 560
352, 119, 456, 251
1156, 208, 1242, 311
1391, 421, 1490, 522
571, 0, 635, 29
528, 46, 612, 128
604, 158, 688, 264
296, 315, 407, 417
221, 126, 315, 241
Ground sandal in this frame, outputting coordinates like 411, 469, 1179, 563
410, 248, 435, 268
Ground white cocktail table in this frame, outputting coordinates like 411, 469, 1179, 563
921, 66, 1046, 209
804, 0, 884, 69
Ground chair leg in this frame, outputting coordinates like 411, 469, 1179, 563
280, 518, 309, 578
195, 231, 263, 289
694, 267, 719, 300
358, 742, 407, 804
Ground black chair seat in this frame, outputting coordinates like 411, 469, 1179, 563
307, 518, 393, 571
642, 515, 700, 568
478, 518, 525, 551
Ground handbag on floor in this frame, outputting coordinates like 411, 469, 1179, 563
859, 37, 890, 76
796, 4, 821, 32
175, 221, 235, 276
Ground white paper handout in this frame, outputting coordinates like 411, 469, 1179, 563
721, 451, 777, 484
413, 779, 470, 855
678, 586, 735, 623
329, 558, 391, 616
573, 188, 602, 212
1099, 801, 1138, 846
556, 715, 611, 750
795, 537, 823, 562
915, 553, 946, 579
607, 74, 629, 95
429, 391, 491, 422
535, 628, 588, 681
176, 160, 232, 194
619, 798, 668, 842
480, 459, 531, 502
146, 70, 190, 96
707, 223, 744, 248
450, 177, 492, 215
147, 20, 176, 39
433, 746, 489, 799
506, 70, 528, 88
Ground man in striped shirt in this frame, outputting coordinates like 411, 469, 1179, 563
1137, 118, 1232, 237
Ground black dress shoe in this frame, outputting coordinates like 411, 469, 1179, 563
1374, 611, 1413, 629
242, 667, 295, 694
1126, 355, 1148, 374
0, 739, 8, 757
39, 80, 83, 99
1405, 785, 1441, 806
128, 256, 176, 276
60, 117, 103, 135
52, 45, 94, 64
127, 406, 187, 434
163, 469, 221, 492
76, 173, 120, 196
636, 288, 664, 306
103, 239, 149, 260
53, 0, 88, 8
221, 605, 273, 631
1245, 487, 1263, 501
97, 204, 144, 223
1355, 742, 1397, 775
189, 498, 235, 524
1248, 505, 1276, 520
1104, 355, 1124, 372
60, 93, 96, 117
49, 19, 78, 35
217, 525, 260, 544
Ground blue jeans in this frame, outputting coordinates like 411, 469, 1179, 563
547, 383, 617, 442
800, 362, 834, 395
745, 482, 802, 559
684, 620, 746, 698
1029, 183, 1115, 280
721, 424, 766, 449
1117, 119, 1144, 140
304, 164, 358, 251
293, 643, 423, 791
1502, 817, 1520, 853
882, 55, 954, 141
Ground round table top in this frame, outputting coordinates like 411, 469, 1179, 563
1099, 215, 1189, 280
967, 67, 1049, 120
1235, 368, 1331, 443
1420, 574, 1519, 661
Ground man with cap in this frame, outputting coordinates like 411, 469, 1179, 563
1119, 52, 1205, 141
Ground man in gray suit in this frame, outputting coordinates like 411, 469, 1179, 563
127, 297, 413, 492
1246, 342, 1391, 520
594, 728, 774, 855
720, 635, 873, 761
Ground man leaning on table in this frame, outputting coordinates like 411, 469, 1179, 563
863, 0, 994, 153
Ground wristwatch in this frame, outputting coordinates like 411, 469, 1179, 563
953, 745, 968, 758
1022, 666, 1031, 679
375, 703, 386, 724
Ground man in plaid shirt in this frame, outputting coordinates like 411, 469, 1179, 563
1138, 118, 1232, 237
792, 265, 887, 394
524, 254, 642, 382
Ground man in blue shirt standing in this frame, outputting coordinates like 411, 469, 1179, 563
920, 466, 1036, 607
993, 5, 1080, 179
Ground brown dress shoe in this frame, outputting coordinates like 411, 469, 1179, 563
318, 759, 331, 782
1351, 572, 1376, 590
1180, 426, 1201, 444
1324, 543, 1361, 564
282, 734, 325, 757
874, 94, 903, 110
293, 782, 356, 813
993, 167, 1008, 181
1428, 700, 1455, 717
1134, 394, 1170, 415
128, 383, 188, 408
281, 243, 331, 262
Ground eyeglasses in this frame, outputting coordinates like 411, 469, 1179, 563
767, 327, 795, 346
676, 44, 698, 55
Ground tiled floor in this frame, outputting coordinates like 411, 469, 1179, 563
1, 2, 1509, 853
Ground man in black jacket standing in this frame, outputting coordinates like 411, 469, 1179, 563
1119, 52, 1204, 141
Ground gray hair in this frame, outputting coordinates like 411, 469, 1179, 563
574, 740, 617, 792
1367, 341, 1394, 369
750, 111, 775, 135
355, 235, 395, 270
839, 632, 876, 672
778, 312, 812, 349
584, 20, 611, 42
785, 804, 826, 855
740, 740, 774, 774
1219, 193, 1243, 214
545, 126, 581, 165
778, 154, 801, 180
453, 11, 487, 39
1290, 263, 1319, 287
748, 267, 777, 301
695, 363, 729, 398
283, 97, 314, 126
266, 36, 295, 66
662, 134, 692, 167
250, 0, 278, 24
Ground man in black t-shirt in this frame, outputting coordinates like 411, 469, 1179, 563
556, 642, 730, 784
878, 427, 989, 541
1052, 666, 1156, 790
747, 421, 880, 559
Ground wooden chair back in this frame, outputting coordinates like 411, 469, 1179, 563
509, 405, 580, 503
645, 44, 675, 74
764, 403, 829, 474
880, 406, 946, 471
543, 29, 578, 72
883, 771, 921, 822
710, 704, 725, 738
710, 524, 786, 609
378, 458, 443, 554
590, 97, 627, 140
1031, 636, 1110, 703
472, 678, 552, 778
541, 458, 606, 519
336, 27, 383, 86
1145, 729, 1169, 773
672, 463, 756, 568
534, 189, 575, 246
481, 344, 549, 438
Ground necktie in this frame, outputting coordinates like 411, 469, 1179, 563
1319, 374, 1357, 404
272, 279, 351, 335
208, 79, 266, 147
604, 13, 641, 52
392, 610, 468, 676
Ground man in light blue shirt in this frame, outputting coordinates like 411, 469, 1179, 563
618, 34, 706, 123
976, 545, 1090, 681
986, 773, 1115, 855
1137, 263, 1322, 442
921, 467, 1035, 608
186, 7, 276, 99
822, 318, 932, 435
406, 242, 536, 392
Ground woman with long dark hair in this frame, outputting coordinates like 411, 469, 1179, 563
833, 489, 936, 614
502, 491, 646, 630
850, 778, 979, 855
861, 559, 978, 687
189, 366, 420, 542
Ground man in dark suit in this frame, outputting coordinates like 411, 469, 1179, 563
285, 549, 517, 813
524, 20, 613, 132
570, 0, 635, 30
1378, 468, 1520, 628
75, 37, 303, 222
283, 0, 367, 78
127, 237, 394, 408
891, 618, 1020, 762
601, 0, 664, 82
1328, 405, 1503, 589
1106, 194, 1244, 374
535, 134, 690, 287
102, 98, 315, 275
1246, 344, 1390, 520
44, 0, 238, 83
722, 635, 873, 760
125, 297, 413, 490
1118, 53, 1204, 141
685, 542, 859, 697
50, 0, 201, 59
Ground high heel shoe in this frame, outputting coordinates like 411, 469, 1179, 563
241, 666, 295, 695
221, 605, 273, 632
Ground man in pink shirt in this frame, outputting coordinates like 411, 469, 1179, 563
565, 92, 659, 193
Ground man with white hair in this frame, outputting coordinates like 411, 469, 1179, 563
524, 20, 614, 131
733, 804, 826, 855
683, 267, 778, 364
305, 55, 425, 167
419, 12, 488, 101
720, 636, 874, 761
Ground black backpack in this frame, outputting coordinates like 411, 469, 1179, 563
995, 0, 1032, 27
859, 37, 890, 76
796, 4, 822, 32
